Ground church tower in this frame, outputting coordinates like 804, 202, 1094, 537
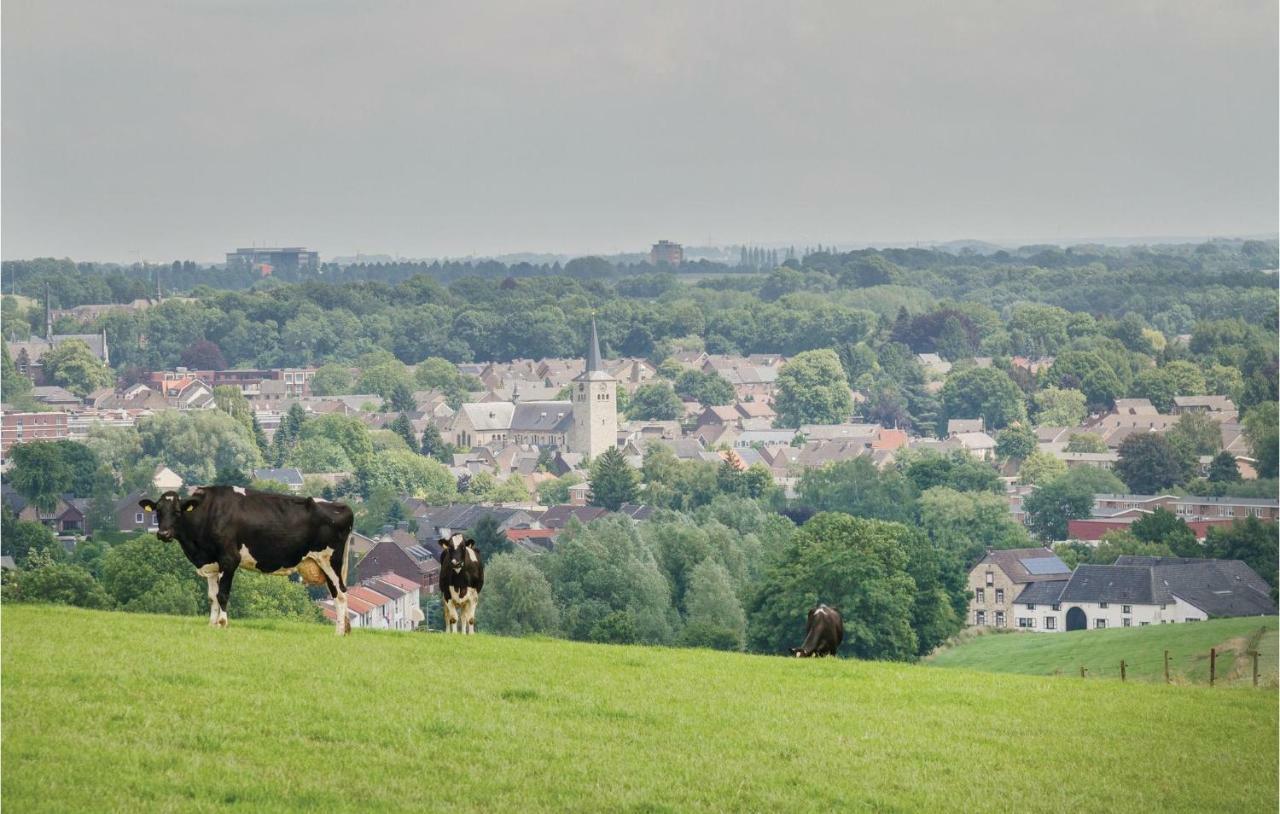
569, 316, 617, 460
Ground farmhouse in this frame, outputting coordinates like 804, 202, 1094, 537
1010, 558, 1276, 632
968, 548, 1073, 629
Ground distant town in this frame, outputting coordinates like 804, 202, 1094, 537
2, 238, 1276, 639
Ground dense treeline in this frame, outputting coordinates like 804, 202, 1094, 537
3, 241, 1275, 374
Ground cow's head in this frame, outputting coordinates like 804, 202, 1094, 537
438, 533, 472, 573
139, 491, 200, 542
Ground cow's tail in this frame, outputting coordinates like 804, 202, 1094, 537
340, 531, 351, 591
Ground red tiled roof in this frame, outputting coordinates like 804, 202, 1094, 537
373, 572, 420, 592
348, 586, 391, 607
506, 528, 555, 540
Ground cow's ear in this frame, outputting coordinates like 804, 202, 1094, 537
180, 498, 201, 513
464, 538, 476, 548
138, 499, 156, 512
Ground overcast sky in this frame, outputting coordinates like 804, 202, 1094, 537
3, 1, 1276, 262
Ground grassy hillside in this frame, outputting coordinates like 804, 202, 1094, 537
927, 616, 1280, 685
3, 606, 1277, 813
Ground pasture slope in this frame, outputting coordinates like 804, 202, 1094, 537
927, 616, 1280, 685
3, 606, 1277, 813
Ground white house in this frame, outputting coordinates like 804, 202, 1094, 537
1010, 557, 1275, 632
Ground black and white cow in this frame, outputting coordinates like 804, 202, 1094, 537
139, 487, 355, 635
438, 533, 484, 634
791, 604, 844, 658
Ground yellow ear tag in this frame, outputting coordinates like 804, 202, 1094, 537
185, 505, 194, 512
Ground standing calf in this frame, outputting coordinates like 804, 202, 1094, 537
438, 533, 484, 633
791, 604, 844, 657
139, 487, 355, 635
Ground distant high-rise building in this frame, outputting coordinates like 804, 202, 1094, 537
648, 240, 684, 266
225, 247, 319, 276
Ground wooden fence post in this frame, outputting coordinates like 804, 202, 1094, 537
1080, 665, 1086, 679
1209, 648, 1216, 687
1251, 650, 1259, 687
1164, 649, 1170, 684
1120, 660, 1126, 682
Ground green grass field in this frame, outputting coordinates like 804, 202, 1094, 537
3, 606, 1277, 813
927, 616, 1280, 685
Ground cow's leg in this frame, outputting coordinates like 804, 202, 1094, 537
197, 564, 221, 627
443, 599, 459, 633
314, 552, 349, 636
462, 589, 479, 634
214, 564, 237, 628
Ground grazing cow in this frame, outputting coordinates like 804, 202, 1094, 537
791, 604, 844, 658
438, 533, 484, 634
139, 487, 355, 635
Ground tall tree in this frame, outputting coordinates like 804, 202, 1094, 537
588, 447, 638, 511
1241, 402, 1279, 479
179, 340, 226, 370
798, 456, 918, 523
940, 366, 1027, 430
1206, 450, 1241, 483
1023, 467, 1127, 541
389, 413, 417, 451
8, 442, 73, 511
1, 339, 33, 404
773, 349, 854, 428
995, 424, 1037, 461
419, 423, 450, 461
40, 339, 114, 397
626, 382, 683, 421
481, 552, 561, 636
1114, 433, 1190, 494
745, 512, 921, 660
388, 380, 417, 414
681, 559, 747, 651
470, 513, 514, 561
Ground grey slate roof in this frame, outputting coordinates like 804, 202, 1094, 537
414, 505, 529, 540
253, 468, 305, 486
1059, 564, 1155, 604
510, 402, 573, 433
1014, 579, 1069, 606
1153, 561, 1276, 617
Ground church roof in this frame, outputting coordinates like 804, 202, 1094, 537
511, 401, 573, 432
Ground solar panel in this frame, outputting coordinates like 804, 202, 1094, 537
1022, 556, 1068, 575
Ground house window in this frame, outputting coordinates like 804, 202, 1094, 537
974, 588, 985, 603
995, 612, 1005, 628
1018, 617, 1034, 629
1026, 603, 1036, 611
975, 611, 986, 626
1045, 617, 1057, 630
995, 589, 1004, 605
1122, 605, 1132, 614
1123, 618, 1132, 627
1051, 603, 1060, 611
1099, 602, 1109, 609
1140, 622, 1150, 626
985, 571, 994, 586
135, 512, 144, 524
1095, 619, 1107, 629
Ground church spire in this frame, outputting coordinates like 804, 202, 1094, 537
586, 314, 603, 373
